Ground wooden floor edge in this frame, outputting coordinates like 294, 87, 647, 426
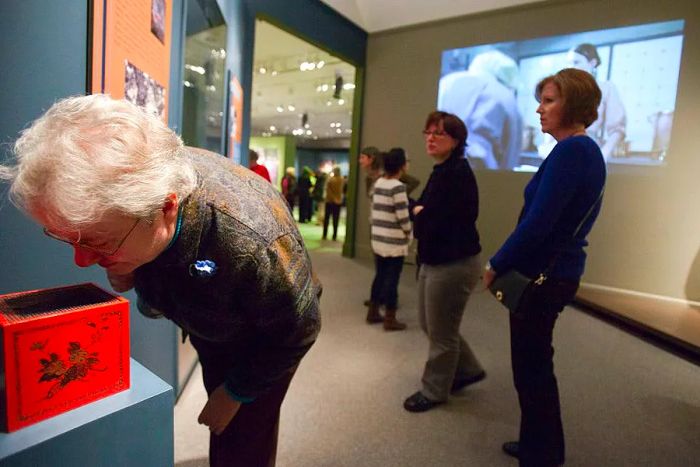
573, 297, 700, 364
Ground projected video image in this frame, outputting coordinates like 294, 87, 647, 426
438, 20, 685, 171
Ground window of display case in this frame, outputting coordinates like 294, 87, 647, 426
181, 0, 227, 154
178, 0, 226, 393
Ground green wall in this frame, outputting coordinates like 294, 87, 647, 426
249, 135, 297, 188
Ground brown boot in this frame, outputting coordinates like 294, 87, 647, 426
366, 302, 384, 324
383, 307, 406, 331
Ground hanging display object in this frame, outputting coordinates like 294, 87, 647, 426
90, 0, 173, 121
0, 283, 130, 432
228, 73, 244, 164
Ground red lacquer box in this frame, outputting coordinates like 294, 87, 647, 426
0, 283, 130, 432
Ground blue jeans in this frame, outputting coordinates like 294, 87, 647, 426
370, 255, 405, 309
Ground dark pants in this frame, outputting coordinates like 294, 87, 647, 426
370, 254, 404, 309
191, 336, 296, 467
509, 279, 578, 467
323, 202, 341, 239
284, 195, 295, 213
298, 194, 312, 223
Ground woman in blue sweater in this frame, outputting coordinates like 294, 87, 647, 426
483, 68, 606, 466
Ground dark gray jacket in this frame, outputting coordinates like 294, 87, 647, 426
134, 149, 321, 400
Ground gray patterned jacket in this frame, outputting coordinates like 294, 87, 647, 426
134, 149, 321, 400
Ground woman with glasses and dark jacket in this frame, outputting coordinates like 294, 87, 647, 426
403, 111, 486, 413
483, 68, 606, 467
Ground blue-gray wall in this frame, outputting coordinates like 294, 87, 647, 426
296, 149, 350, 176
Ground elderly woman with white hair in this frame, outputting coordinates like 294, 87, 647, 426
1, 94, 321, 467
438, 49, 524, 170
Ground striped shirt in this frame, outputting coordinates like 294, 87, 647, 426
371, 177, 412, 257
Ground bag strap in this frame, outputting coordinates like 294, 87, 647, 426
542, 186, 605, 276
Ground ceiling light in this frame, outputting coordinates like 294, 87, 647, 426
321, 84, 329, 92
306, 130, 312, 136
183, 80, 193, 88
343, 83, 355, 90
338, 99, 345, 105
326, 101, 333, 106
269, 125, 276, 131
336, 129, 342, 134
329, 123, 336, 128
259, 66, 267, 74
288, 104, 296, 112
308, 62, 316, 70
317, 60, 325, 69
271, 70, 278, 76
276, 106, 284, 113
185, 64, 205, 75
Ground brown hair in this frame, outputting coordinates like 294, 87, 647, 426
535, 68, 602, 128
361, 146, 383, 172
424, 111, 467, 158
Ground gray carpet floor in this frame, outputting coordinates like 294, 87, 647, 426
174, 242, 700, 466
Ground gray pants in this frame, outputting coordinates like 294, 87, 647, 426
418, 254, 483, 401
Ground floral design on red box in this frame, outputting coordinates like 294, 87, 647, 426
37, 341, 105, 399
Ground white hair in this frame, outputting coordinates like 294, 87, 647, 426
468, 50, 519, 90
3, 94, 198, 228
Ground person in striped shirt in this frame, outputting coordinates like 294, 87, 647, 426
367, 148, 412, 331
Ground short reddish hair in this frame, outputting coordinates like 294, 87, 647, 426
424, 111, 467, 157
535, 68, 602, 128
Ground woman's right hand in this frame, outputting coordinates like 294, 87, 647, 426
107, 270, 134, 292
412, 205, 424, 216
482, 268, 496, 290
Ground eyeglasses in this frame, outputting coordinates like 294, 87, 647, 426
43, 218, 141, 256
422, 130, 449, 138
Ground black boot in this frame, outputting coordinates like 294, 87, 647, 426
365, 302, 383, 324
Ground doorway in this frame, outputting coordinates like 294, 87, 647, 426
249, 19, 357, 251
